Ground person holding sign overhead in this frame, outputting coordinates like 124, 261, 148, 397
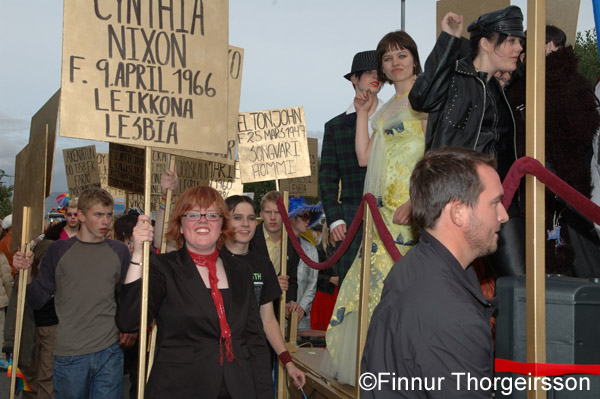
324, 30, 426, 386
119, 186, 273, 399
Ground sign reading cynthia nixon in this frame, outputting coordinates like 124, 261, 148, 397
59, 0, 229, 153
237, 106, 310, 183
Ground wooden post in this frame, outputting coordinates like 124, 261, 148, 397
160, 156, 177, 254
10, 206, 30, 399
277, 191, 289, 399
146, 155, 176, 381
525, 1, 546, 398
355, 203, 373, 399
137, 147, 153, 398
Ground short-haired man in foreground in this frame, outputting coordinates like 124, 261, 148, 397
14, 187, 134, 398
361, 147, 508, 398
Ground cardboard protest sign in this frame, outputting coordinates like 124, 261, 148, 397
148, 45, 243, 165
108, 143, 145, 194
279, 138, 318, 197
175, 157, 242, 198
210, 161, 242, 199
106, 146, 168, 211
63, 145, 101, 198
436, 0, 509, 39
29, 89, 60, 197
163, 136, 236, 165
237, 106, 310, 183
126, 192, 163, 214
227, 46, 244, 144
59, 0, 229, 154
548, 0, 580, 46
11, 133, 49, 252
149, 150, 170, 197
97, 152, 126, 198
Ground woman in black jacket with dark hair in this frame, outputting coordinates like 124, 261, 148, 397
409, 6, 526, 277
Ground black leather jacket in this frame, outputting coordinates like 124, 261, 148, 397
409, 32, 517, 177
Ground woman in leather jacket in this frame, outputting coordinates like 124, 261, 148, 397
409, 6, 526, 276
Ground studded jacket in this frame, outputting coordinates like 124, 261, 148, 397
409, 32, 517, 178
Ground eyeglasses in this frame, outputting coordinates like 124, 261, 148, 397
66, 212, 77, 217
182, 212, 222, 222
297, 213, 311, 221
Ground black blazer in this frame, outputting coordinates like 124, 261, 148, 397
250, 225, 299, 302
117, 247, 273, 399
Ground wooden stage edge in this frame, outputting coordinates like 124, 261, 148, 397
289, 347, 355, 399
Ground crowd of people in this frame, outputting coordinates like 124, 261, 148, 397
1, 4, 599, 399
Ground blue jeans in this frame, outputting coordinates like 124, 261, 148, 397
53, 341, 123, 399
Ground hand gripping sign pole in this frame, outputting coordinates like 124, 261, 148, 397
10, 206, 30, 399
146, 155, 176, 381
137, 147, 153, 398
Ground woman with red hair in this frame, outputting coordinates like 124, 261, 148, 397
118, 186, 272, 399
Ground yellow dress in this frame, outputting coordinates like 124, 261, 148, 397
321, 94, 426, 385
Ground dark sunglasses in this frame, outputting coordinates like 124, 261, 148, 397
297, 213, 311, 221
66, 212, 77, 217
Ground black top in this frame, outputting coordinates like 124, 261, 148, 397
250, 225, 299, 302
361, 230, 497, 399
220, 247, 282, 306
117, 247, 273, 399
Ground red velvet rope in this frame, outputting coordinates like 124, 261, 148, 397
276, 193, 401, 271
501, 156, 600, 225
279, 156, 600, 271
495, 358, 600, 376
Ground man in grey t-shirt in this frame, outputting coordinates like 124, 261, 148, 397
15, 187, 135, 398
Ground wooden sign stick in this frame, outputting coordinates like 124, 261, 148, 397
277, 191, 289, 399
160, 156, 177, 254
146, 155, 176, 381
137, 147, 153, 399
10, 206, 30, 399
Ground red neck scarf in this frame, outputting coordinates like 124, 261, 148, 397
188, 248, 234, 364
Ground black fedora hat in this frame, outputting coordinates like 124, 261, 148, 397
344, 50, 377, 81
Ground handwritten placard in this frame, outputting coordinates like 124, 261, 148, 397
175, 157, 242, 198
108, 143, 145, 194
97, 152, 126, 198
63, 145, 101, 198
237, 106, 310, 183
165, 137, 236, 165
59, 0, 229, 153
227, 46, 244, 144
153, 45, 243, 165
210, 161, 242, 199
127, 192, 163, 214
30, 89, 60, 197
279, 138, 318, 197
11, 132, 48, 252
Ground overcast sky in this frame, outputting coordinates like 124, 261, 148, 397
0, 0, 597, 194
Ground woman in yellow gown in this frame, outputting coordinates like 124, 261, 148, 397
322, 30, 427, 386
